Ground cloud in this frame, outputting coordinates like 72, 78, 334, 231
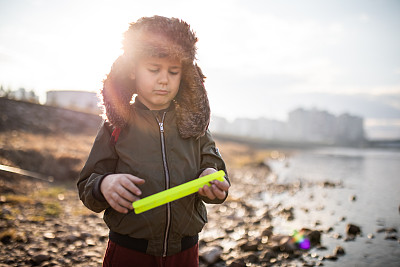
358, 13, 370, 23
200, 12, 344, 75
0, 51, 13, 64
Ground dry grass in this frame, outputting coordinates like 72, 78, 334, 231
0, 131, 94, 162
1, 184, 68, 220
0, 131, 95, 180
214, 138, 274, 169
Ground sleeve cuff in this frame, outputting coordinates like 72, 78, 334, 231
92, 173, 113, 202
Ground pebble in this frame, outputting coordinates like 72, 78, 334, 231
385, 234, 398, 241
377, 227, 397, 234
332, 233, 343, 239
324, 254, 338, 261
333, 246, 345, 256
346, 223, 361, 236
302, 229, 321, 246
238, 239, 259, 252
43, 232, 55, 240
200, 246, 223, 264
32, 254, 51, 265
261, 226, 274, 237
367, 233, 375, 239
344, 235, 356, 242
261, 249, 277, 261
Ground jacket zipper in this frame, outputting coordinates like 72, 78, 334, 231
156, 112, 171, 257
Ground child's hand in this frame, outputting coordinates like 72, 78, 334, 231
198, 168, 230, 200
100, 174, 145, 214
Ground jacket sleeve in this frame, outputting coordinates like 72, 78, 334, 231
199, 130, 230, 204
77, 121, 118, 213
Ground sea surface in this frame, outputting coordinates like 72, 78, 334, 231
266, 146, 400, 267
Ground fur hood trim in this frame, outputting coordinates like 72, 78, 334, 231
99, 16, 210, 139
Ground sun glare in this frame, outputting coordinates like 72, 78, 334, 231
67, 23, 124, 91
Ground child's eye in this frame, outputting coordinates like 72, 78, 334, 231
148, 69, 159, 73
169, 71, 179, 75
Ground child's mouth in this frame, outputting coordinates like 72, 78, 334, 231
155, 90, 169, 95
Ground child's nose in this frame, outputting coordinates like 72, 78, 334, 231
158, 70, 168, 85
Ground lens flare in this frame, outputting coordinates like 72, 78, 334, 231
292, 230, 311, 250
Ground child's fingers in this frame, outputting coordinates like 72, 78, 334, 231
199, 185, 216, 200
101, 174, 145, 213
120, 175, 143, 196
212, 179, 230, 191
111, 190, 139, 213
117, 196, 135, 211
107, 196, 129, 214
211, 184, 227, 199
116, 184, 140, 203
125, 174, 146, 185
199, 183, 227, 200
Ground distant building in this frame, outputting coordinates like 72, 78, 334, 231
209, 116, 286, 140
4, 88, 39, 103
287, 108, 365, 145
210, 108, 366, 145
335, 113, 365, 144
288, 108, 338, 143
46, 90, 100, 114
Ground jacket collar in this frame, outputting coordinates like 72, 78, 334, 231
133, 98, 175, 113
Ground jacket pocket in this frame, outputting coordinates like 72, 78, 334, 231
103, 208, 128, 230
169, 195, 206, 237
195, 197, 208, 224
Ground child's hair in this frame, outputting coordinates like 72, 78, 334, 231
100, 16, 210, 139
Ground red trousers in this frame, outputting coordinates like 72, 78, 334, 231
102, 239, 199, 267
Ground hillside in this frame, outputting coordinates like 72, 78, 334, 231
0, 98, 102, 181
0, 97, 101, 135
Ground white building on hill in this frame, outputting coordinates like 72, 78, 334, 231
46, 90, 100, 114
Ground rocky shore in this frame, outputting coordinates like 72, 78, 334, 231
2, 161, 395, 267
1, 99, 398, 266
0, 175, 108, 266
200, 164, 349, 267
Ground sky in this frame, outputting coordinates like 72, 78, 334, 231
0, 0, 399, 139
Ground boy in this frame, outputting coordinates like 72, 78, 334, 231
78, 16, 230, 266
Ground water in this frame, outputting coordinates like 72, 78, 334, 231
266, 147, 400, 266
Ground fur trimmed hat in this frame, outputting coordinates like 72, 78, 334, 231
99, 16, 210, 139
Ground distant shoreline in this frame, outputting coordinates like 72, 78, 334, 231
213, 132, 400, 150
1, 97, 399, 150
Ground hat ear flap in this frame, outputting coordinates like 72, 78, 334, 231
100, 55, 136, 129
175, 63, 210, 139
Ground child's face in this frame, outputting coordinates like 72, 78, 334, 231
132, 56, 182, 110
